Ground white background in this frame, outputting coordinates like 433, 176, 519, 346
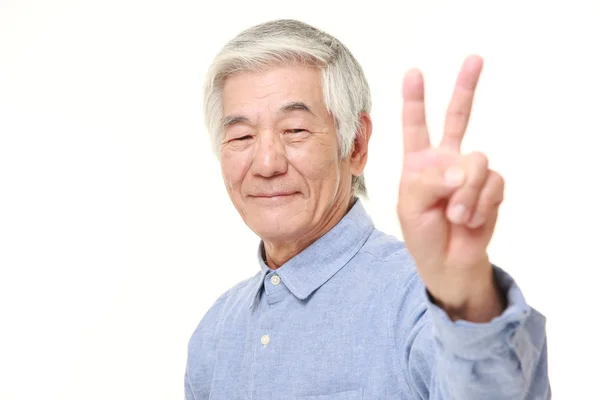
1, 0, 598, 398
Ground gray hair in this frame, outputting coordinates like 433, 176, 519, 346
203, 19, 372, 197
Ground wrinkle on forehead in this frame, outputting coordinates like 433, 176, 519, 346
222, 66, 324, 111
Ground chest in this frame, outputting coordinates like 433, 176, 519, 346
203, 291, 398, 399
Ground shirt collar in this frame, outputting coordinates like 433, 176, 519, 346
248, 198, 374, 309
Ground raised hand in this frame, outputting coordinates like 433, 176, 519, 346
397, 55, 506, 322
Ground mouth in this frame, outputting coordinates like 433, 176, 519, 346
250, 192, 298, 199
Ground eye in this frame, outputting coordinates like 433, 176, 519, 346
285, 129, 307, 134
232, 135, 252, 141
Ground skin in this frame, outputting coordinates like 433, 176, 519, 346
398, 55, 505, 322
219, 65, 371, 269
220, 57, 505, 323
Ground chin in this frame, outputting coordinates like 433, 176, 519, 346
247, 211, 306, 242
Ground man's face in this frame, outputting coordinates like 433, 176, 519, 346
219, 65, 353, 243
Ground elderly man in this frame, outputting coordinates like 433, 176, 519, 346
185, 19, 550, 399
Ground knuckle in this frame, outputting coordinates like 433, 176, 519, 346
461, 152, 489, 190
491, 171, 505, 188
488, 171, 505, 198
469, 151, 489, 169
447, 107, 470, 120
481, 172, 505, 205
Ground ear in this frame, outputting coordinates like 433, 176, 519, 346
349, 112, 373, 177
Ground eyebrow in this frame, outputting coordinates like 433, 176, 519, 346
221, 115, 250, 129
278, 101, 315, 116
221, 101, 315, 130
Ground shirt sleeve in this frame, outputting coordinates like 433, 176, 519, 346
184, 290, 231, 400
394, 265, 550, 399
184, 368, 196, 400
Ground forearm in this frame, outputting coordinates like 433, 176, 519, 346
403, 266, 551, 399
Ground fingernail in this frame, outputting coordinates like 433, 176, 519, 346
449, 204, 468, 224
445, 167, 465, 186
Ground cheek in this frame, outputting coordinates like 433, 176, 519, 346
288, 144, 340, 184
220, 151, 250, 191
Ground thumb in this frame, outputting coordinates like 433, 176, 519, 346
399, 165, 465, 214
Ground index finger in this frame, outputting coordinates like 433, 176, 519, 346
402, 68, 431, 155
441, 55, 484, 151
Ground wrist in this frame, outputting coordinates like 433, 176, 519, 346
427, 263, 507, 323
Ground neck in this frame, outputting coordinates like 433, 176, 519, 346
263, 195, 355, 270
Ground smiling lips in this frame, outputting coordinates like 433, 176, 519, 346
250, 192, 297, 198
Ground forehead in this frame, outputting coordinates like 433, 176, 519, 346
221, 65, 325, 116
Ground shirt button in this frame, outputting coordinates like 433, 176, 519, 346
270, 275, 281, 286
260, 334, 270, 346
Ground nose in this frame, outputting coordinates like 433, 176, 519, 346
250, 133, 288, 178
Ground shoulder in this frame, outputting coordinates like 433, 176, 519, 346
355, 227, 430, 318
187, 271, 261, 342
215, 271, 260, 303
355, 228, 422, 287
346, 227, 427, 322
